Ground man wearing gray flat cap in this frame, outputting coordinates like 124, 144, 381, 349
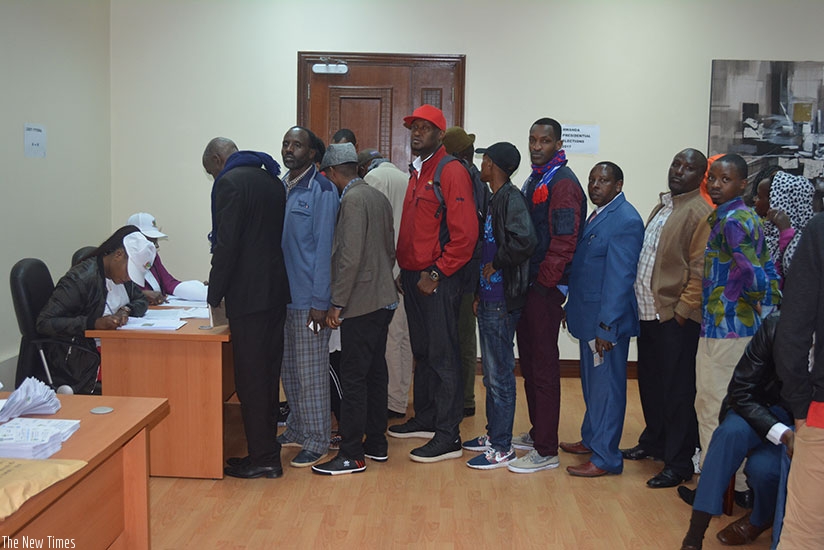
313, 143, 399, 475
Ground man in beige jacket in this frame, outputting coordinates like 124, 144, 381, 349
622, 148, 712, 488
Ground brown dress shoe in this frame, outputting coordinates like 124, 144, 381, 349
559, 440, 592, 455
566, 461, 610, 477
716, 512, 770, 545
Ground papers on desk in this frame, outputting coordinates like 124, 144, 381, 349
119, 317, 186, 331
0, 418, 81, 459
165, 297, 208, 308
0, 378, 61, 423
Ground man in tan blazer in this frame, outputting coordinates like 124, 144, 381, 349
312, 143, 399, 475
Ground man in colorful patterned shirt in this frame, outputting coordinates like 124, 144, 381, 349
695, 154, 780, 489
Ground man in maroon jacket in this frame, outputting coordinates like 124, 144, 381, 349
510, 117, 587, 473
388, 104, 478, 464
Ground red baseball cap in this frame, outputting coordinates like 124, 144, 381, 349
403, 104, 447, 131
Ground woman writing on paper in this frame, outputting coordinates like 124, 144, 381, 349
36, 225, 155, 392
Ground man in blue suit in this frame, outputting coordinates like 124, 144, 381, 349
564, 161, 644, 477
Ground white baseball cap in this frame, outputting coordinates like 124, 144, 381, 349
123, 232, 156, 286
127, 212, 167, 239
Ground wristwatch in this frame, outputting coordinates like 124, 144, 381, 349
428, 268, 441, 282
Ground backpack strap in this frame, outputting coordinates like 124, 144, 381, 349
431, 154, 458, 219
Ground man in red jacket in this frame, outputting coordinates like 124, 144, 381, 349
389, 104, 478, 463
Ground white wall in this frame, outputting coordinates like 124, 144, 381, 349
108, 0, 824, 361
2, 0, 823, 383
0, 0, 111, 387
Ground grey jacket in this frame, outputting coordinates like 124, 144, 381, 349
331, 179, 398, 318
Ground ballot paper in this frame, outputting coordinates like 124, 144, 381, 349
119, 317, 185, 331
165, 297, 208, 308
0, 378, 61, 424
0, 418, 80, 459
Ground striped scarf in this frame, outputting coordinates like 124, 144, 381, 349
529, 150, 567, 205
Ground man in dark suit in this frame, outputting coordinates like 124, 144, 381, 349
203, 136, 290, 479
563, 161, 644, 477
311, 143, 398, 475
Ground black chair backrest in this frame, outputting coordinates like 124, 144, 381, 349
9, 258, 55, 341
71, 246, 96, 267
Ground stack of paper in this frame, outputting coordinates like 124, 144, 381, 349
0, 378, 61, 424
0, 418, 80, 459
119, 317, 186, 331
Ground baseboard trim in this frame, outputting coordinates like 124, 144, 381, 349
476, 359, 638, 379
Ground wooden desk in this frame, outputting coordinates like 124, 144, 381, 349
0, 394, 168, 549
87, 321, 234, 479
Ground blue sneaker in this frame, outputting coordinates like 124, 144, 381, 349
467, 447, 516, 470
462, 434, 491, 452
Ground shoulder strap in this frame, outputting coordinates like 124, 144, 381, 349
432, 154, 458, 219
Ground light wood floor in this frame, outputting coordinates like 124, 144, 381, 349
149, 378, 772, 549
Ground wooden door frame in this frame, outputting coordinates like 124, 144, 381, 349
296, 51, 466, 127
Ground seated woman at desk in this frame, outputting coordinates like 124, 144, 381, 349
127, 212, 208, 303
36, 225, 156, 393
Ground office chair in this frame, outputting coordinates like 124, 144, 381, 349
71, 246, 96, 266
9, 258, 99, 391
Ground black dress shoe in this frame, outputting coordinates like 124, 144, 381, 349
224, 462, 283, 479
678, 486, 696, 506
647, 468, 692, 488
734, 489, 753, 509
621, 444, 656, 460
226, 455, 251, 468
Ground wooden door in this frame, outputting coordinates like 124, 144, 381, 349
297, 52, 466, 168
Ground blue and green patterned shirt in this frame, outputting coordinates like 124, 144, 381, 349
702, 197, 780, 338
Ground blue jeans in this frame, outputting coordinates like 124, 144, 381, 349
477, 300, 520, 452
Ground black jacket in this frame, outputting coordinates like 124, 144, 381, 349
208, 165, 290, 319
35, 256, 147, 392
776, 213, 824, 419
720, 312, 792, 438
487, 181, 538, 312
37, 256, 148, 339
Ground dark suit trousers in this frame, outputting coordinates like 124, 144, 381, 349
230, 307, 285, 467
339, 308, 394, 460
515, 285, 564, 456
402, 268, 464, 443
636, 318, 700, 478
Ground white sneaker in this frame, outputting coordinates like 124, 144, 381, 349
507, 449, 560, 474
511, 432, 535, 451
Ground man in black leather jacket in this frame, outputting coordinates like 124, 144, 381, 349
681, 312, 794, 549
461, 142, 538, 471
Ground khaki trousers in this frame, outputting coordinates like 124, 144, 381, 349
695, 336, 751, 489
778, 422, 824, 548
386, 297, 413, 414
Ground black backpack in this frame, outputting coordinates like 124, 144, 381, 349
431, 155, 489, 258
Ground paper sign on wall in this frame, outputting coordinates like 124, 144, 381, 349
24, 124, 46, 158
562, 124, 599, 155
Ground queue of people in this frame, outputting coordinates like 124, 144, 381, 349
34, 103, 823, 548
